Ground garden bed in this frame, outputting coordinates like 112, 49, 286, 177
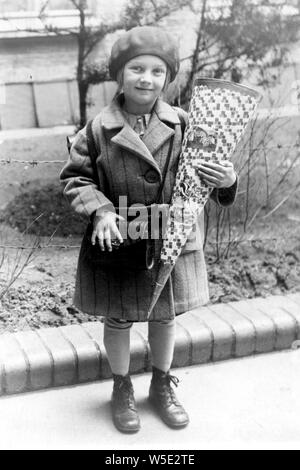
0, 217, 299, 334
0, 124, 299, 334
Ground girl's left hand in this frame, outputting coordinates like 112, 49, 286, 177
195, 160, 236, 188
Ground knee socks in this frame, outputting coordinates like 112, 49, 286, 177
103, 318, 133, 376
148, 319, 176, 373
104, 317, 176, 376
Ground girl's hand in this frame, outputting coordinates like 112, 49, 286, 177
195, 161, 236, 188
91, 211, 124, 252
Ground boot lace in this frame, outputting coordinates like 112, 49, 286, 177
114, 378, 136, 411
161, 373, 180, 407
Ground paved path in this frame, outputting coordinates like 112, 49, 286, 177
1, 349, 300, 450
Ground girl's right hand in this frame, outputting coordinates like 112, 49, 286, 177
91, 211, 124, 252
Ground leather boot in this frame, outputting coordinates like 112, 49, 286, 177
148, 366, 189, 428
111, 374, 140, 433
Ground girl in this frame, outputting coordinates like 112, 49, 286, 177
60, 26, 237, 433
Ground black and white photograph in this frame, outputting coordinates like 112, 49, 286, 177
0, 0, 300, 452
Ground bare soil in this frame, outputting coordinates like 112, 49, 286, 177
0, 215, 299, 335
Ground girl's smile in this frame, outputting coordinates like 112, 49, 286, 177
136, 87, 154, 91
122, 55, 167, 114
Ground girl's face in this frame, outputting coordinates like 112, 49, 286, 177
122, 55, 167, 114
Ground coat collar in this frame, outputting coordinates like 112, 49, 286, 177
101, 95, 180, 173
101, 94, 181, 129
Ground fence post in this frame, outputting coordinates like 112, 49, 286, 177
67, 79, 76, 126
31, 82, 39, 128
0, 81, 6, 130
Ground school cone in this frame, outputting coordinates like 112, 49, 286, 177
147, 78, 262, 319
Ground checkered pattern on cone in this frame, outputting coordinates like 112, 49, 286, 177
160, 79, 261, 264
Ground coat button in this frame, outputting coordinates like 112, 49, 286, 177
144, 169, 160, 184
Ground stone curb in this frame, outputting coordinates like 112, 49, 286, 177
0, 293, 299, 396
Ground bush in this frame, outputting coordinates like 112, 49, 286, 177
0, 180, 87, 237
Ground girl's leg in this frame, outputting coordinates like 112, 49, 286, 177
148, 319, 189, 429
148, 319, 176, 372
104, 318, 140, 433
104, 317, 132, 376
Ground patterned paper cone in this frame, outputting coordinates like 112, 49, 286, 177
147, 78, 262, 319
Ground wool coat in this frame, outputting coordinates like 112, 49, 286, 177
60, 96, 238, 322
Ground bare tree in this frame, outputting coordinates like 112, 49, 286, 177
0, 216, 43, 301
204, 111, 300, 261
38, 0, 193, 128
178, 0, 299, 106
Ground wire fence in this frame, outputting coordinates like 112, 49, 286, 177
0, 159, 66, 166
0, 138, 299, 252
0, 234, 299, 251
0, 142, 299, 166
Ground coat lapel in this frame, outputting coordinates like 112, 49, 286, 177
142, 99, 181, 155
142, 113, 174, 156
101, 97, 160, 173
111, 123, 161, 174
101, 96, 181, 174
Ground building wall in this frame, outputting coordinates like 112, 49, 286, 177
0, 3, 198, 130
0, 35, 77, 83
0, 1, 299, 129
0, 0, 74, 13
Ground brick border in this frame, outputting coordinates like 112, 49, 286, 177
0, 293, 299, 396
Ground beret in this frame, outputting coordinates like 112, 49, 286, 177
109, 26, 180, 82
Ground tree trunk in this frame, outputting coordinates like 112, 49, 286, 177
78, 80, 89, 129
179, 0, 208, 105
76, 2, 88, 129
